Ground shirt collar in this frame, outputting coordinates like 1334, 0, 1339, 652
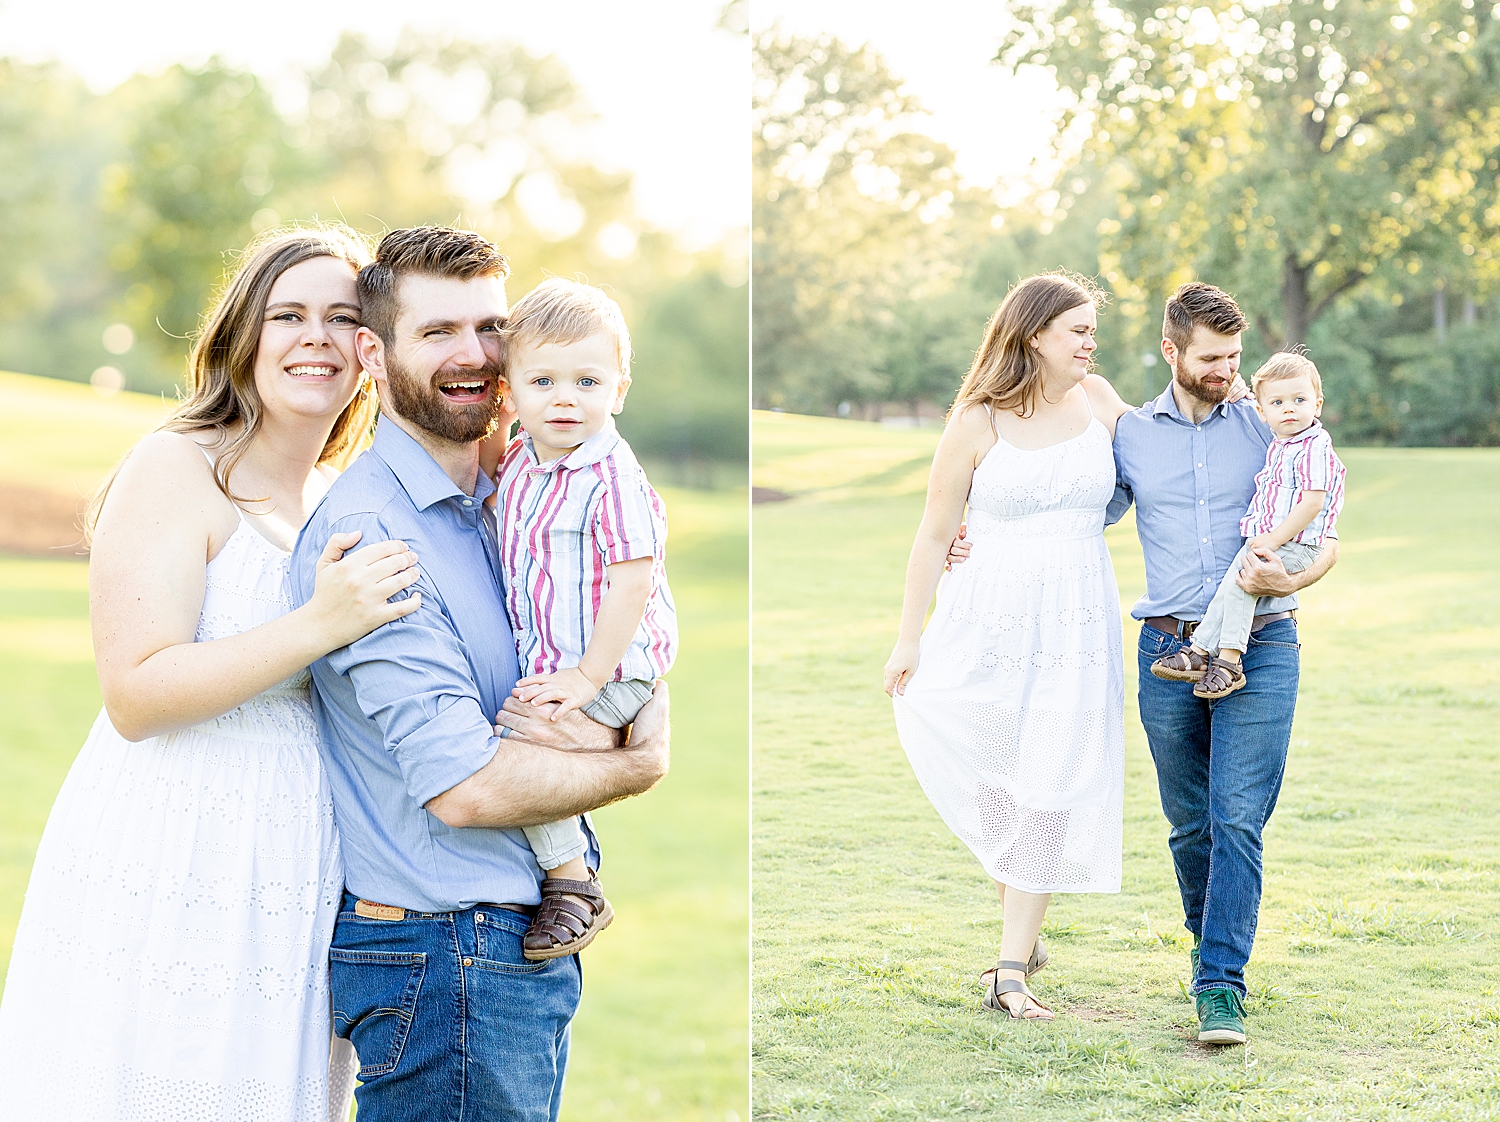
1150, 381, 1233, 424
518, 420, 621, 474
371, 414, 494, 510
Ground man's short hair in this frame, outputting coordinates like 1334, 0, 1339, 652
358, 226, 511, 345
503, 278, 633, 378
1163, 282, 1247, 355
1252, 351, 1322, 398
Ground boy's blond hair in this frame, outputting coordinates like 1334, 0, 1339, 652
1251, 351, 1322, 398
503, 278, 633, 378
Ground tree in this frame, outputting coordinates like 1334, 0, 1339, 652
753, 31, 985, 412
999, 0, 1500, 348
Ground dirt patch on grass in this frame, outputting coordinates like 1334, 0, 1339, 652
752, 486, 793, 504
1068, 1005, 1136, 1023
0, 483, 87, 557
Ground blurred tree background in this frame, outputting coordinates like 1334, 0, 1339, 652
0, 31, 748, 479
753, 3, 1500, 445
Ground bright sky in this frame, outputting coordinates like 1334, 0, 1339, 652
752, 0, 1067, 197
0, 0, 746, 249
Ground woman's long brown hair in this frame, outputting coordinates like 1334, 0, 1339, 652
84, 224, 378, 544
950, 271, 1106, 420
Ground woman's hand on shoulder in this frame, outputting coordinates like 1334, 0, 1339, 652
303, 530, 424, 650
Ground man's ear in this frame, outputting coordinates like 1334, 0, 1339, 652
1160, 337, 1177, 368
611, 373, 632, 416
356, 326, 387, 387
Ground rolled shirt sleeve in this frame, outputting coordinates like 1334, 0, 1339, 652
593, 459, 668, 565
305, 513, 498, 806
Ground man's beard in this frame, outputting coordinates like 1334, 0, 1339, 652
384, 352, 502, 444
1172, 357, 1230, 406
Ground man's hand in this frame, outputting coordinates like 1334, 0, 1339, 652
946, 522, 971, 569
429, 683, 670, 830
1237, 536, 1339, 598
1235, 545, 1296, 597
494, 694, 622, 750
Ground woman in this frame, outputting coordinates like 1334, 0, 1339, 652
883, 272, 1137, 1021
0, 226, 422, 1117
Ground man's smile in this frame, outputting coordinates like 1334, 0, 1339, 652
436, 376, 491, 404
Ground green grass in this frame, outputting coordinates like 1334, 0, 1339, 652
0, 371, 748, 1122
752, 410, 1500, 1122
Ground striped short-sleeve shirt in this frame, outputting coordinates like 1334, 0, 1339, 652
1238, 420, 1346, 545
495, 422, 677, 682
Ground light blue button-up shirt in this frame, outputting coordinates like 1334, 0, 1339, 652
1107, 385, 1302, 622
291, 417, 596, 913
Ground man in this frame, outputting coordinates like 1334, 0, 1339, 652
1108, 282, 1338, 1045
289, 226, 669, 1121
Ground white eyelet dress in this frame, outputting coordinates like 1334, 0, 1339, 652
0, 514, 356, 1120
892, 409, 1125, 893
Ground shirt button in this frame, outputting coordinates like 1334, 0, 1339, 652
463, 499, 473, 507
514, 520, 523, 528
1201, 538, 1208, 544
1199, 500, 1205, 505
1197, 462, 1203, 468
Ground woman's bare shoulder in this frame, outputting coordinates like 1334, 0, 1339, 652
103, 429, 234, 528
1082, 374, 1132, 423
946, 401, 994, 435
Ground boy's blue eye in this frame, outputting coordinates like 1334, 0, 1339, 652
579, 377, 597, 387
535, 377, 552, 386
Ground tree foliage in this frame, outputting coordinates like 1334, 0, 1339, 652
998, 0, 1500, 347
753, 30, 988, 412
0, 36, 746, 468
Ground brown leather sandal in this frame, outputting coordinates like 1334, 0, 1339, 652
1193, 657, 1247, 699
979, 936, 1048, 991
1151, 647, 1212, 682
982, 968, 1054, 1020
523, 873, 614, 960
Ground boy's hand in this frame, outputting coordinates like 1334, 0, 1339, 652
513, 667, 601, 721
1246, 533, 1275, 553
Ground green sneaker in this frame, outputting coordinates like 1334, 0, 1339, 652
1196, 987, 1246, 1045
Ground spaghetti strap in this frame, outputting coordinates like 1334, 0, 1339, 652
1080, 387, 1095, 420
983, 403, 998, 434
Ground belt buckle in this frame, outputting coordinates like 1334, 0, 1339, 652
354, 899, 406, 922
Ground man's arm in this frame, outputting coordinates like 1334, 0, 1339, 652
1236, 537, 1339, 597
425, 682, 671, 829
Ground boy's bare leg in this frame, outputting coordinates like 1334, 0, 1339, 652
548, 854, 590, 882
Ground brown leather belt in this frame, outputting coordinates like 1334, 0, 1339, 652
354, 899, 536, 922
1143, 610, 1295, 641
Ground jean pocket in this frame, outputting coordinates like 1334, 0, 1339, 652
329, 950, 426, 1078
473, 909, 550, 974
1248, 625, 1300, 651
1138, 625, 1176, 657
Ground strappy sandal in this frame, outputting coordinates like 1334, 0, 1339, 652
979, 936, 1048, 991
1193, 657, 1247, 700
982, 969, 1054, 1021
522, 872, 614, 960
1151, 647, 1211, 682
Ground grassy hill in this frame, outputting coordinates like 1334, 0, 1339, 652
752, 410, 1500, 1122
0, 372, 749, 1122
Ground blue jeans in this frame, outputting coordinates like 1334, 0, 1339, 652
330, 890, 582, 1121
1136, 619, 1300, 997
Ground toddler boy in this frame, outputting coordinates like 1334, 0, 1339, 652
1151, 352, 1344, 698
483, 279, 677, 959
